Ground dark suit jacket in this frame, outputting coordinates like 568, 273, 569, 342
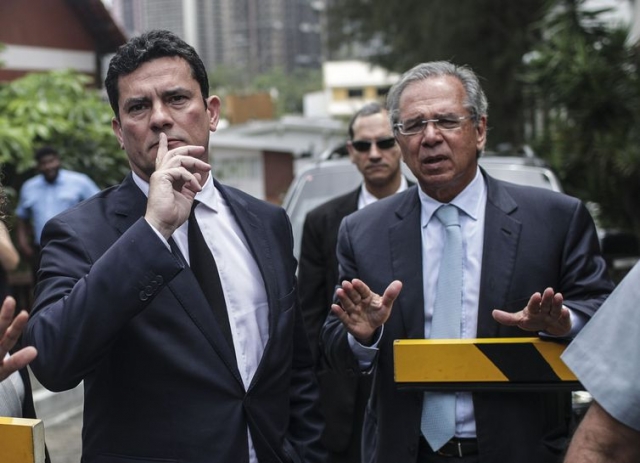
321, 171, 614, 463
299, 181, 413, 461
24, 174, 326, 463
299, 187, 367, 461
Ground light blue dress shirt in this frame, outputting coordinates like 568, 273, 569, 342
16, 169, 100, 244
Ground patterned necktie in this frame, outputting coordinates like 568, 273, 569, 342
188, 200, 235, 352
421, 204, 462, 451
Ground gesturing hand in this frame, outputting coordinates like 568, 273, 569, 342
492, 287, 571, 337
331, 279, 403, 345
145, 133, 212, 239
0, 296, 37, 382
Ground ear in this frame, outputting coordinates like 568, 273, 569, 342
111, 117, 125, 149
475, 115, 487, 153
346, 141, 358, 164
206, 96, 222, 132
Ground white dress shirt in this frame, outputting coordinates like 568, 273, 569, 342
134, 173, 268, 463
357, 175, 409, 210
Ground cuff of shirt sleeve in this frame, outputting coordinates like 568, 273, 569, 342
348, 325, 384, 372
145, 218, 172, 251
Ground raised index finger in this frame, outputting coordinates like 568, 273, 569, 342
155, 132, 169, 168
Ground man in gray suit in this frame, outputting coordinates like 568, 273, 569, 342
299, 102, 410, 462
321, 61, 613, 463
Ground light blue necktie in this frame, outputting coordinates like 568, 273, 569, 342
421, 204, 463, 451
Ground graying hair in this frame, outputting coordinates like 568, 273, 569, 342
386, 61, 488, 127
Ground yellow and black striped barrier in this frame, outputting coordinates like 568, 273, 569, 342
394, 337, 579, 391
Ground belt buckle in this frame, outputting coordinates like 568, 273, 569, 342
436, 440, 463, 458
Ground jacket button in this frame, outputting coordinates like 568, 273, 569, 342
140, 291, 149, 301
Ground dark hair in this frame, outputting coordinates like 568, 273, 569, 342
34, 146, 59, 162
105, 30, 209, 118
348, 102, 386, 139
386, 61, 488, 127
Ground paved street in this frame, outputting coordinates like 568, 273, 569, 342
44, 411, 83, 463
31, 371, 83, 463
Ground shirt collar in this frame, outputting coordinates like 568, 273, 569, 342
131, 171, 220, 213
359, 175, 409, 208
419, 167, 485, 227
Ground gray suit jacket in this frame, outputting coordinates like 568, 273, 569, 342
25, 174, 326, 463
321, 171, 613, 463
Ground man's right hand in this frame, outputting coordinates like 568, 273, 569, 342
331, 278, 402, 345
145, 133, 211, 239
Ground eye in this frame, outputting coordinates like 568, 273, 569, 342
169, 94, 188, 104
127, 103, 147, 114
437, 118, 461, 129
403, 119, 425, 132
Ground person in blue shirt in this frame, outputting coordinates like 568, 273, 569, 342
16, 146, 100, 278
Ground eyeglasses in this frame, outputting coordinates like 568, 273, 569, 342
394, 115, 472, 136
351, 137, 396, 152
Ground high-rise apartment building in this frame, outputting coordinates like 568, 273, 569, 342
109, 0, 323, 75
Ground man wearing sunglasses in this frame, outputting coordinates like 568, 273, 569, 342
299, 101, 412, 463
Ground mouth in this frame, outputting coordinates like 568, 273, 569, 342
366, 163, 388, 171
422, 154, 449, 164
150, 137, 183, 151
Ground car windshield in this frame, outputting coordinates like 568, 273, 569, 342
285, 162, 361, 259
482, 165, 562, 191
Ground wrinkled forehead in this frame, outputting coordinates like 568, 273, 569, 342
398, 76, 467, 118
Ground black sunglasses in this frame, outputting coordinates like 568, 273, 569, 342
351, 137, 396, 152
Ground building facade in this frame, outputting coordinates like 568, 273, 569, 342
110, 0, 323, 75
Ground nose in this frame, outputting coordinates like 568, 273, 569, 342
368, 144, 383, 161
420, 121, 443, 146
149, 103, 173, 131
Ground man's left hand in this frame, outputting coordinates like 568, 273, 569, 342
492, 287, 571, 336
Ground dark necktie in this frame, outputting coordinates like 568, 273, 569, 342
188, 200, 235, 351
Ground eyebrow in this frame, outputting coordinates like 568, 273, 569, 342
122, 87, 194, 108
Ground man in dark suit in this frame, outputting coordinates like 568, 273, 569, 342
299, 102, 411, 462
321, 61, 614, 463
24, 30, 325, 463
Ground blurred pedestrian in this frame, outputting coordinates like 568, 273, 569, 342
562, 261, 640, 463
16, 146, 99, 281
25, 30, 325, 463
321, 61, 614, 463
299, 101, 412, 462
0, 206, 19, 303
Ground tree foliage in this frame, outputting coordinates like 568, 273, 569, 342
0, 69, 129, 201
523, 0, 640, 232
326, 0, 552, 146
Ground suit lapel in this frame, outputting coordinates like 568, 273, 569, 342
110, 174, 148, 235
168, 267, 243, 382
388, 188, 426, 339
477, 172, 521, 337
111, 175, 244, 382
